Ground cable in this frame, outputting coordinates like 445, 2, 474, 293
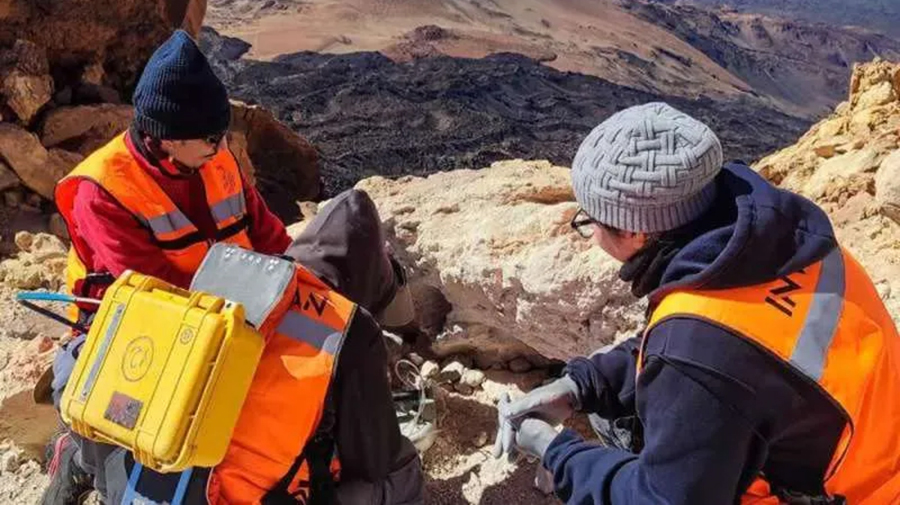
394, 359, 429, 436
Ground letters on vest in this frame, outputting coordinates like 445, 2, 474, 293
207, 265, 356, 505
55, 132, 253, 321
642, 247, 900, 504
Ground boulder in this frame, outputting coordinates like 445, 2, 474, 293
0, 40, 52, 123
229, 102, 321, 222
0, 71, 52, 123
0, 123, 83, 200
40, 104, 134, 155
358, 160, 644, 362
804, 147, 881, 200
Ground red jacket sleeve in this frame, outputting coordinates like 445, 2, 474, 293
241, 173, 292, 255
70, 180, 195, 289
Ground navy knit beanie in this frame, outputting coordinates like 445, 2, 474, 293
133, 30, 231, 140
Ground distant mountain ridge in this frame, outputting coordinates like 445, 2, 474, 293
657, 0, 900, 38
622, 0, 900, 117
208, 0, 900, 118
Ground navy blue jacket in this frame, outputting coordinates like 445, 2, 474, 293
546, 163, 847, 504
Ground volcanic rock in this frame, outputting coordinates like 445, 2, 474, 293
202, 29, 810, 197
228, 101, 320, 222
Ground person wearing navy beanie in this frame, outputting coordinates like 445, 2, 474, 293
133, 29, 232, 168
44, 30, 293, 504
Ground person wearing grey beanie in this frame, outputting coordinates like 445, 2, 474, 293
496, 103, 900, 504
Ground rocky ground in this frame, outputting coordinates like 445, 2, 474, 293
0, 232, 70, 504
202, 28, 810, 197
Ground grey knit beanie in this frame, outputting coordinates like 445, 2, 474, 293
571, 102, 723, 233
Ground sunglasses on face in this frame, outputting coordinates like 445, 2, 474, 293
570, 208, 598, 239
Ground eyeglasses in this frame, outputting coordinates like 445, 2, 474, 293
570, 208, 598, 239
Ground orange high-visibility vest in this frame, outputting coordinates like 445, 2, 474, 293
55, 133, 252, 318
641, 247, 900, 504
207, 266, 356, 504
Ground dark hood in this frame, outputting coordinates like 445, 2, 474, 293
646, 163, 837, 304
285, 189, 398, 315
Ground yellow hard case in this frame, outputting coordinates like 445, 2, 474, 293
60, 271, 264, 473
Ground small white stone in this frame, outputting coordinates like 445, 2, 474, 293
420, 361, 440, 380
439, 361, 466, 383
461, 369, 486, 388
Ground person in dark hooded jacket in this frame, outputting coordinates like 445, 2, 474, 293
67, 190, 424, 505
494, 102, 900, 504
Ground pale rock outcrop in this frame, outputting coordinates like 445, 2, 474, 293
358, 160, 644, 362
0, 232, 67, 290
756, 59, 900, 323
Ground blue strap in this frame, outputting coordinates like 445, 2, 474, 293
172, 468, 194, 505
121, 462, 143, 505
16, 292, 77, 303
120, 464, 193, 505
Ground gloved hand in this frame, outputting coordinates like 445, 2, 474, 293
504, 375, 582, 425
492, 393, 560, 461
515, 418, 559, 460
492, 376, 577, 460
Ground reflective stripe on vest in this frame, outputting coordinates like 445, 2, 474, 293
208, 267, 357, 504
54, 132, 253, 309
643, 247, 900, 504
